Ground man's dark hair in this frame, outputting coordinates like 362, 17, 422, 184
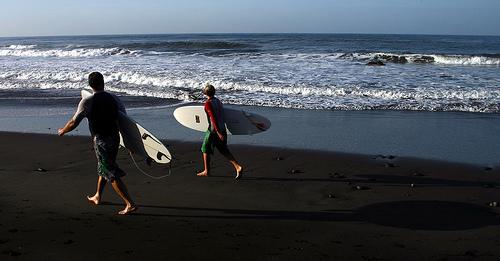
88, 72, 104, 91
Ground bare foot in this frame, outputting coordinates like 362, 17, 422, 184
87, 195, 101, 205
196, 171, 208, 177
235, 166, 243, 179
118, 205, 138, 215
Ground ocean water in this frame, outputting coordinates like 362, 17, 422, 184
0, 34, 499, 112
1, 34, 500, 165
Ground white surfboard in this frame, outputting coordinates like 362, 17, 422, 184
173, 105, 271, 135
81, 90, 171, 164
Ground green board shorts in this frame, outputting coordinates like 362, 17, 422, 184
93, 134, 126, 181
201, 130, 229, 155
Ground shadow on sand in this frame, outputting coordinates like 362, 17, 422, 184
213, 173, 499, 189
103, 200, 499, 231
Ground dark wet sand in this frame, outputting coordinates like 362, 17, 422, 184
1, 132, 500, 260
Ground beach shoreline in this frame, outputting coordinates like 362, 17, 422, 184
1, 89, 500, 167
1, 131, 499, 260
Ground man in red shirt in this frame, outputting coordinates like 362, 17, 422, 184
197, 84, 243, 179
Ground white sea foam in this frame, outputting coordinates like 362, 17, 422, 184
0, 71, 86, 82
0, 47, 137, 57
348, 52, 500, 66
215, 51, 500, 66
2, 69, 498, 102
6, 45, 36, 50
2, 75, 498, 113
431, 55, 500, 65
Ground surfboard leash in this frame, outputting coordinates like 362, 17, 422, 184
128, 151, 172, 179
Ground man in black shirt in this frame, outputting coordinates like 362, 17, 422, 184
58, 72, 137, 215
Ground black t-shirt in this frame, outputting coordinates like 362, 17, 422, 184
89, 92, 119, 136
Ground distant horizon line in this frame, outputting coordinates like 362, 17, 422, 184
1, 32, 500, 39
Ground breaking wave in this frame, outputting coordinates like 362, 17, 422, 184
343, 52, 500, 66
0, 41, 254, 58
1, 70, 498, 113
0, 45, 138, 57
1, 43, 499, 66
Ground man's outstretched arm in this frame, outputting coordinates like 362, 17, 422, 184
58, 119, 78, 136
59, 97, 87, 136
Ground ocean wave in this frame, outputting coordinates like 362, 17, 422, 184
0, 71, 86, 82
2, 43, 499, 66
190, 51, 500, 66
4, 44, 37, 50
343, 52, 500, 66
237, 52, 500, 66
431, 55, 500, 65
0, 47, 137, 58
88, 80, 500, 113
0, 41, 254, 58
3, 70, 498, 101
4, 71, 498, 113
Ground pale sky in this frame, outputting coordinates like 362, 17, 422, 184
1, 0, 499, 37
